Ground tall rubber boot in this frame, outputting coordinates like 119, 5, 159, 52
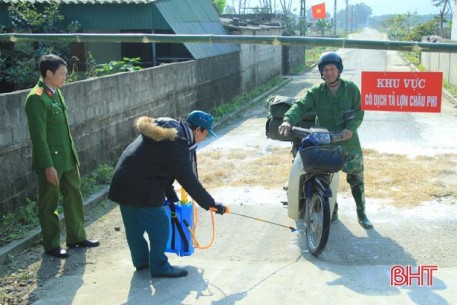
351, 186, 373, 229
331, 202, 338, 221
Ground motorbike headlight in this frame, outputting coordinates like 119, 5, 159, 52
314, 132, 331, 144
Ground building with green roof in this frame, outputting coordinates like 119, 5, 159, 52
0, 0, 239, 67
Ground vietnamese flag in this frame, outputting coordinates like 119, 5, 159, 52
312, 2, 326, 19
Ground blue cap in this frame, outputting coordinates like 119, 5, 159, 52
186, 110, 217, 138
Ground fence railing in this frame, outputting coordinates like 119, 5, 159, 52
2, 33, 457, 53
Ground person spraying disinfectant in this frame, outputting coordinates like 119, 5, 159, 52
109, 110, 228, 278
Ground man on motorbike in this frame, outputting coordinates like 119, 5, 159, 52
278, 51, 373, 229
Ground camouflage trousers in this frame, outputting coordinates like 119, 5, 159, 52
342, 152, 365, 191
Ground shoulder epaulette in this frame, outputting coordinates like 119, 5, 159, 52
35, 87, 44, 96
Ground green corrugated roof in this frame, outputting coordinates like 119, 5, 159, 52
60, 3, 168, 30
155, 0, 238, 58
1, 0, 157, 3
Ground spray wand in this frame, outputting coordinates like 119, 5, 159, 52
222, 208, 297, 233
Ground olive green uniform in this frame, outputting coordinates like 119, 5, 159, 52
284, 78, 371, 227
25, 81, 86, 251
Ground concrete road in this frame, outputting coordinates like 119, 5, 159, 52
30, 29, 457, 305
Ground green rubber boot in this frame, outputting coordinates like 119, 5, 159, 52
331, 202, 338, 221
357, 209, 373, 229
352, 186, 373, 229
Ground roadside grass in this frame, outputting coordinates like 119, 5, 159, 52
444, 80, 457, 98
213, 76, 283, 120
198, 147, 457, 207
213, 45, 337, 119
0, 164, 113, 247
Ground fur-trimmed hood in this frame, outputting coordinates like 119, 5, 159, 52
135, 116, 197, 151
136, 116, 180, 141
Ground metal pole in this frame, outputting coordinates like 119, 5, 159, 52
351, 5, 354, 33
1, 33, 457, 53
333, 0, 337, 37
345, 0, 349, 36
300, 0, 306, 36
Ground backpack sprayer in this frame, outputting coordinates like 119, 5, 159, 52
165, 188, 217, 257
165, 187, 297, 257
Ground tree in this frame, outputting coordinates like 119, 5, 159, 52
213, 0, 227, 14
228, 0, 248, 14
276, 0, 297, 36
351, 3, 372, 29
257, 0, 272, 13
336, 3, 372, 32
406, 17, 440, 41
381, 13, 420, 41
432, 0, 452, 36
278, 0, 293, 14
316, 18, 332, 36
0, 1, 80, 92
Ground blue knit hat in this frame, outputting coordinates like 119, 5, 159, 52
186, 110, 217, 138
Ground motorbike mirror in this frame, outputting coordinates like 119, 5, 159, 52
343, 110, 355, 121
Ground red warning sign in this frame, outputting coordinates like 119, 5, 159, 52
361, 72, 442, 113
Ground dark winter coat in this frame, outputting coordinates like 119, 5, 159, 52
108, 116, 216, 209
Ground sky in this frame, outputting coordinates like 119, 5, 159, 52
258, 0, 443, 17
314, 0, 441, 16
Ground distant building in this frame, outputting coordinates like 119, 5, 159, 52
0, 0, 238, 68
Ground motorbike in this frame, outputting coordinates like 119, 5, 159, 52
284, 110, 354, 257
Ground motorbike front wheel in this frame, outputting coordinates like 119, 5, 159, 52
306, 192, 330, 257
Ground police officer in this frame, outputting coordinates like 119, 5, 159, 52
25, 54, 99, 258
279, 52, 373, 229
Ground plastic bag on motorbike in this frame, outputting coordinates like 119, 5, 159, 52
265, 95, 315, 142
299, 145, 345, 174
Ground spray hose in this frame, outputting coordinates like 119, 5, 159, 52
180, 188, 220, 250
181, 203, 222, 250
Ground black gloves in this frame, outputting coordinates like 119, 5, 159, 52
212, 203, 227, 215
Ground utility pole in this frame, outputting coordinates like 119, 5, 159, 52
452, 0, 457, 40
345, 0, 349, 36
300, 0, 306, 36
333, 0, 337, 37
351, 5, 354, 33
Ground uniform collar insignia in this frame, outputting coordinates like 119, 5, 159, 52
35, 87, 44, 96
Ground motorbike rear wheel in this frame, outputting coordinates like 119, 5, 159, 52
306, 192, 330, 257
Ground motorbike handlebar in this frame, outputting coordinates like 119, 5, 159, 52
331, 132, 344, 142
291, 127, 345, 143
289, 109, 354, 142
290, 126, 311, 138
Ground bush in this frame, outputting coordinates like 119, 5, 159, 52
95, 57, 142, 77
